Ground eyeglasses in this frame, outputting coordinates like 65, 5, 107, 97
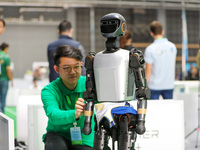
59, 65, 82, 73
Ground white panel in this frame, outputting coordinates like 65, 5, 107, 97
6, 78, 49, 106
107, 100, 185, 150
0, 112, 14, 150
28, 105, 48, 150
173, 93, 198, 136
6, 88, 20, 106
17, 95, 42, 144
134, 100, 184, 150
174, 81, 199, 93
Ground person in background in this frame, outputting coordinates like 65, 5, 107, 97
33, 67, 42, 88
0, 42, 13, 113
144, 21, 177, 100
0, 19, 6, 112
0, 19, 5, 35
41, 45, 94, 150
196, 48, 200, 79
47, 20, 86, 82
119, 30, 134, 51
186, 64, 199, 80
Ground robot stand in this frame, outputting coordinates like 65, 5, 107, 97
185, 80, 200, 148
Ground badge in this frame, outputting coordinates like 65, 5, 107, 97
70, 122, 82, 145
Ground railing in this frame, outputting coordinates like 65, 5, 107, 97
134, 43, 199, 49
133, 43, 199, 62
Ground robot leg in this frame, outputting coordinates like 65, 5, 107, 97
118, 115, 136, 150
129, 129, 137, 150
93, 127, 110, 150
93, 118, 111, 150
111, 126, 118, 150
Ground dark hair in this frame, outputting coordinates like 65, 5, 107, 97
0, 19, 5, 27
150, 21, 162, 35
120, 30, 132, 48
58, 20, 72, 34
53, 45, 83, 66
0, 42, 9, 51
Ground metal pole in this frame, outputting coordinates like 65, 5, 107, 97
90, 7, 95, 52
67, 8, 76, 39
157, 8, 166, 36
181, 0, 188, 80
199, 10, 200, 42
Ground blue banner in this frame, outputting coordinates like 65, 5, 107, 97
182, 9, 188, 62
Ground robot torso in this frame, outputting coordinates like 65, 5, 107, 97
93, 49, 135, 102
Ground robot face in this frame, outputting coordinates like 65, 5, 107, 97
100, 13, 127, 38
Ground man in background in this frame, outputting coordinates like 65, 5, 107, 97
0, 42, 13, 113
144, 21, 177, 99
0, 20, 13, 113
47, 20, 86, 82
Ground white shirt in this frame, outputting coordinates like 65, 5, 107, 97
144, 38, 177, 90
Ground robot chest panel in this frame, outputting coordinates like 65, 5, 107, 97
93, 50, 135, 102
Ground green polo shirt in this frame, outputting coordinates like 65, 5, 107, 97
0, 51, 10, 81
41, 76, 95, 147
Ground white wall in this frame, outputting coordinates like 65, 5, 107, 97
0, 23, 57, 78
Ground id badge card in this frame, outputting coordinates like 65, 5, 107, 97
70, 122, 82, 145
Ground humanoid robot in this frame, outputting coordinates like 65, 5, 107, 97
82, 13, 150, 150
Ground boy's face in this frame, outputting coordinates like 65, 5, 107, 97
54, 57, 82, 90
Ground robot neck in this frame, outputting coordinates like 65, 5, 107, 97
105, 36, 120, 52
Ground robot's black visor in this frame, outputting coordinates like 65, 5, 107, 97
101, 19, 120, 33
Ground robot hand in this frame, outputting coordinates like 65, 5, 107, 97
136, 120, 146, 135
82, 101, 94, 135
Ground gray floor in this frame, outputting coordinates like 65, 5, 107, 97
185, 129, 200, 150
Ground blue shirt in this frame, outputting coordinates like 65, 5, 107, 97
47, 35, 86, 82
144, 38, 177, 90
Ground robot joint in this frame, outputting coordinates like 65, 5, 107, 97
136, 87, 151, 99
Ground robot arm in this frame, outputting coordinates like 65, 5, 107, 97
129, 48, 151, 135
82, 52, 97, 135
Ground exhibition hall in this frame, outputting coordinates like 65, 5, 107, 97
0, 0, 200, 150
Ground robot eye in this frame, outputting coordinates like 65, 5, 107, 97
101, 19, 120, 33
108, 20, 118, 24
101, 21, 107, 25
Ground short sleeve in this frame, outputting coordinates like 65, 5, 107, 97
144, 47, 153, 64
5, 57, 10, 67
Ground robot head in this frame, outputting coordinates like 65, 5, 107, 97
100, 13, 127, 38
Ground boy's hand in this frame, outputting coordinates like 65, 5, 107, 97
75, 98, 85, 119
